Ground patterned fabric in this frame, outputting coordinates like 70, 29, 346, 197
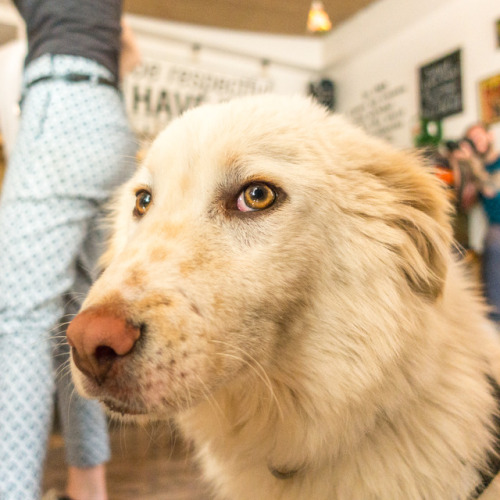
0, 54, 137, 500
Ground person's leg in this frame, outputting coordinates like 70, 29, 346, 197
66, 465, 107, 500
0, 54, 137, 499
0, 196, 93, 500
54, 340, 110, 500
44, 55, 137, 500
53, 242, 110, 500
0, 309, 54, 500
0, 71, 87, 498
482, 223, 500, 325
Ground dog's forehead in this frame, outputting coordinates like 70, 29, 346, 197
141, 96, 350, 187
142, 126, 238, 195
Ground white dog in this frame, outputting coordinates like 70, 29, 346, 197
68, 95, 500, 499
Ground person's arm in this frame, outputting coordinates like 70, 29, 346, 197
459, 141, 497, 198
119, 18, 141, 81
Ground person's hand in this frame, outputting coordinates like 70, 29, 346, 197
458, 140, 474, 160
120, 18, 141, 80
464, 149, 497, 198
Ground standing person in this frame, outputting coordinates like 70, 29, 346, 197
0, 2, 139, 499
462, 123, 500, 325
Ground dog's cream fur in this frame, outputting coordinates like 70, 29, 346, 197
70, 95, 500, 499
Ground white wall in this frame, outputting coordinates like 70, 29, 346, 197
2, 0, 499, 145
125, 0, 500, 147
127, 15, 324, 73
324, 0, 500, 148
122, 15, 323, 137
323, 0, 500, 250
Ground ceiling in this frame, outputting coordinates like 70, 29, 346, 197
123, 0, 379, 36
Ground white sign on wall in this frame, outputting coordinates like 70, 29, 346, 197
347, 81, 408, 144
123, 57, 274, 138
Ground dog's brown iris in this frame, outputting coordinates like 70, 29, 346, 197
134, 189, 152, 217
241, 183, 276, 211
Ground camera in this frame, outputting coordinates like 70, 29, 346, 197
445, 137, 479, 155
445, 140, 461, 152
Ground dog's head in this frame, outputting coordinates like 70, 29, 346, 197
68, 95, 452, 419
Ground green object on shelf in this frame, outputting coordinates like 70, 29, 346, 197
414, 118, 442, 148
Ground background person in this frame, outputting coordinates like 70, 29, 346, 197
461, 123, 500, 325
0, 1, 140, 499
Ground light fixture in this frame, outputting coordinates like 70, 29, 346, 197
307, 1, 332, 34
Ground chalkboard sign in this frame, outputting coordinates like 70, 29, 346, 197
419, 49, 463, 120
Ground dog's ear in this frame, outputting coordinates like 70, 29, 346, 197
360, 150, 453, 301
392, 204, 450, 301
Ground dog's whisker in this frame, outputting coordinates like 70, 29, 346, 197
191, 372, 227, 427
213, 350, 283, 422
180, 372, 195, 410
52, 354, 72, 366
48, 333, 70, 342
208, 339, 283, 417
166, 419, 179, 462
54, 358, 72, 380
47, 321, 72, 334
65, 387, 78, 427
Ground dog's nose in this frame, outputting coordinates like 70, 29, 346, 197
67, 306, 141, 385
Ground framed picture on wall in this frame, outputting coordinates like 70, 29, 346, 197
419, 49, 463, 120
479, 74, 500, 125
496, 19, 500, 48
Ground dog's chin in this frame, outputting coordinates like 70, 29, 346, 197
101, 397, 151, 420
71, 369, 186, 422
70, 356, 216, 421
70, 364, 150, 418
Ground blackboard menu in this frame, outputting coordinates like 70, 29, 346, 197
419, 49, 463, 120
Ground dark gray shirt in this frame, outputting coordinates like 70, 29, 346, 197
14, 0, 122, 79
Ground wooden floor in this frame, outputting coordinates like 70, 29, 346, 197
43, 421, 212, 500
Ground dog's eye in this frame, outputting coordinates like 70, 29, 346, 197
134, 189, 152, 217
237, 183, 276, 212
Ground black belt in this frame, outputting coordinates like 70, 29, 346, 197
26, 73, 117, 90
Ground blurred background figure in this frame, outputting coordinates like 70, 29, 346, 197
0, 1, 140, 499
461, 124, 500, 326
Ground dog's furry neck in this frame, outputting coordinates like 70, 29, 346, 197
178, 265, 499, 499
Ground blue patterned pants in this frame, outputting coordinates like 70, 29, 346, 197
0, 55, 137, 500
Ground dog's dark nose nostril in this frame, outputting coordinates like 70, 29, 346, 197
67, 305, 141, 385
95, 345, 119, 366
90, 345, 120, 384
71, 344, 119, 385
